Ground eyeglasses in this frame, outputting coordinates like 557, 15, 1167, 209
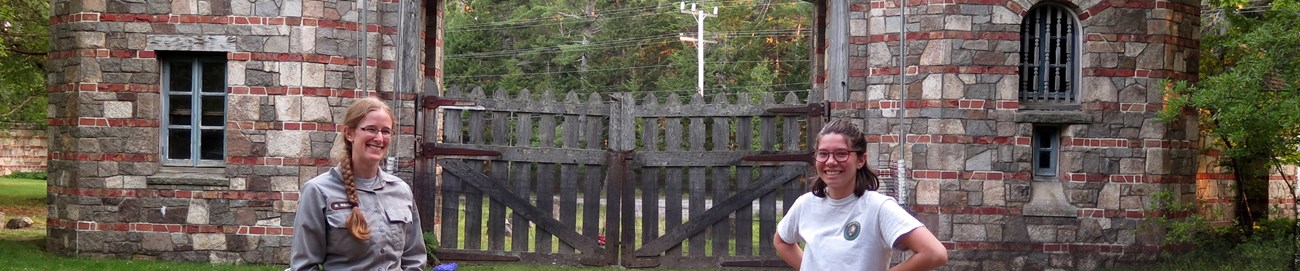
359, 127, 393, 138
814, 150, 858, 163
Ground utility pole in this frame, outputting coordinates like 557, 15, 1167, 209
679, 2, 716, 97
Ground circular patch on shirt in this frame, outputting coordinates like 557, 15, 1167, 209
843, 221, 861, 241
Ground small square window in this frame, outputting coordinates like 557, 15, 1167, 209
1032, 126, 1059, 176
161, 54, 227, 167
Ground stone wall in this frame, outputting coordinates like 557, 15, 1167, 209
45, 0, 437, 264
0, 126, 47, 175
837, 0, 1201, 269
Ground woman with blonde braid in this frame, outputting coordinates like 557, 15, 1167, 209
290, 97, 427, 271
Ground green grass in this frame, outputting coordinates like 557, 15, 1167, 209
0, 175, 707, 270
1098, 221, 1294, 271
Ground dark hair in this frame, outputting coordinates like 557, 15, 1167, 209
809, 119, 879, 198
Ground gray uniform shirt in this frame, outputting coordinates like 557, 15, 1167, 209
289, 167, 428, 271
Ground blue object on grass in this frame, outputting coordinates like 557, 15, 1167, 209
433, 262, 458, 271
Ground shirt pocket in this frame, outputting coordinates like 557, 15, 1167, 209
385, 205, 413, 247
325, 209, 351, 229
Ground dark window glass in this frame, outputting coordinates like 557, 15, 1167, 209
169, 95, 192, 126
201, 96, 224, 126
168, 128, 191, 160
200, 130, 224, 160
202, 62, 225, 93
170, 61, 193, 93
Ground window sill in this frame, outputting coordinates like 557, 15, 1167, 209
147, 167, 229, 190
1022, 177, 1078, 217
1014, 110, 1091, 124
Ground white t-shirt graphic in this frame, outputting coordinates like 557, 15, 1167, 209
776, 191, 924, 271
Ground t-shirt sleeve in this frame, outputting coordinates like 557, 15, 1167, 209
877, 198, 924, 250
775, 194, 806, 244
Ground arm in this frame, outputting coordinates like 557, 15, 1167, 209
773, 233, 802, 270
888, 227, 947, 271
400, 203, 429, 271
289, 184, 327, 271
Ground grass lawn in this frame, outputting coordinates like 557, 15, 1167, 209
0, 176, 696, 271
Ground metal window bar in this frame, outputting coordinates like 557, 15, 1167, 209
1019, 5, 1076, 103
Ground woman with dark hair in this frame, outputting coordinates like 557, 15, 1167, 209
289, 97, 427, 271
774, 119, 946, 271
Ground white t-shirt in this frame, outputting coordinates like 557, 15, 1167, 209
776, 191, 924, 271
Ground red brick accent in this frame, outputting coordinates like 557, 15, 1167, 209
910, 205, 1022, 215
867, 134, 1031, 146
1062, 173, 1195, 183
861, 31, 1019, 43
1061, 137, 1137, 148
48, 186, 300, 200
47, 118, 160, 127
48, 219, 294, 235
1084, 68, 1196, 81
48, 152, 158, 162
48, 83, 160, 93
50, 14, 399, 35
1142, 139, 1195, 149
48, 49, 156, 60
227, 156, 333, 166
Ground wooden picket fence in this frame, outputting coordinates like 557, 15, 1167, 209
415, 86, 822, 268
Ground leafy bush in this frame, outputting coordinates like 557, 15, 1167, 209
424, 231, 440, 264
5, 172, 46, 180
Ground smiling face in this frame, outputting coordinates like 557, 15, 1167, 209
815, 133, 865, 199
344, 109, 393, 173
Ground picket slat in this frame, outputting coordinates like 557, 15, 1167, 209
425, 87, 813, 266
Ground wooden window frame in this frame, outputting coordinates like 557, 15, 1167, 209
1032, 126, 1059, 176
160, 54, 227, 167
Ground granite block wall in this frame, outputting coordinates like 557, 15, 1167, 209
835, 0, 1202, 269
45, 0, 439, 264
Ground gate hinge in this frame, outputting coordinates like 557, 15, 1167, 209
742, 152, 813, 164
419, 143, 501, 158
422, 95, 479, 109
766, 102, 826, 117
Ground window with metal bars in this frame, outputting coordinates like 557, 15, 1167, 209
161, 54, 227, 167
1019, 4, 1078, 104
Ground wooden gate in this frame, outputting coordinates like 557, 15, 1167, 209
415, 86, 822, 268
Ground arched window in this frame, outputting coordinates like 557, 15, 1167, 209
1019, 4, 1078, 105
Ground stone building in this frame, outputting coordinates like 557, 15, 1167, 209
43, 0, 1298, 269
44, 0, 441, 264
821, 0, 1217, 269
0, 124, 48, 175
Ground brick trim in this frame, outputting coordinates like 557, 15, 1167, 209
867, 134, 1032, 145
48, 83, 159, 93
227, 156, 333, 166
50, 14, 398, 35
47, 118, 159, 127
48, 186, 300, 200
48, 219, 294, 235
48, 152, 157, 162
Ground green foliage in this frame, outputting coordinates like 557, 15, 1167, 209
1160, 0, 1300, 228
1141, 190, 1235, 248
1101, 220, 1293, 271
5, 171, 46, 180
444, 0, 812, 98
424, 231, 441, 264
0, 0, 49, 129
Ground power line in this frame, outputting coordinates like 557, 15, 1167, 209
446, 59, 811, 79
447, 0, 810, 31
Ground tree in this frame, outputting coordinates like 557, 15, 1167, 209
0, 0, 49, 129
443, 0, 812, 100
1161, 0, 1300, 230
